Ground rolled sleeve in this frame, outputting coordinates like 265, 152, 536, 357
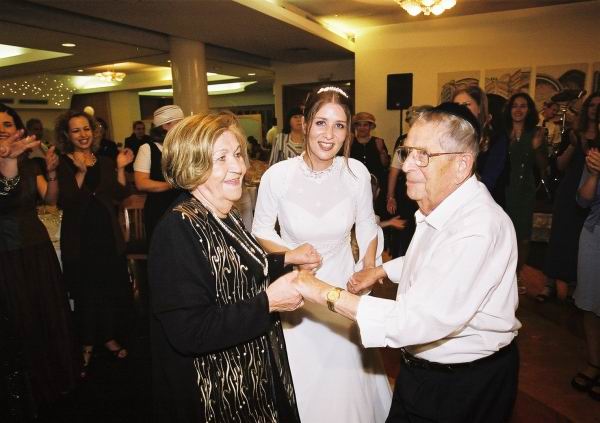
356, 295, 398, 348
382, 257, 404, 283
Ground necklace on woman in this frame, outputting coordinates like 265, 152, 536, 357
209, 209, 269, 277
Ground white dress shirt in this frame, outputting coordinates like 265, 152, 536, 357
356, 176, 521, 363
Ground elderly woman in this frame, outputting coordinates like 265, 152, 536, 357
149, 111, 318, 422
55, 110, 134, 376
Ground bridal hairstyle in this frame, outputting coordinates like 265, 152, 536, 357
302, 86, 353, 166
161, 111, 246, 191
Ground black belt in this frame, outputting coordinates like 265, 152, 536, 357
400, 341, 515, 372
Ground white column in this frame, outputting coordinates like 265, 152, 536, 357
169, 37, 209, 116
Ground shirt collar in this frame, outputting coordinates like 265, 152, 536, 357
414, 175, 480, 230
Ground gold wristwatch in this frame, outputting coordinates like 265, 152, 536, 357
326, 287, 343, 312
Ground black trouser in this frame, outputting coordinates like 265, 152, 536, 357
387, 342, 519, 423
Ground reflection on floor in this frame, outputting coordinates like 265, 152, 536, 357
39, 247, 600, 422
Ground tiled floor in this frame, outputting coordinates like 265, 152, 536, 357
40, 256, 600, 422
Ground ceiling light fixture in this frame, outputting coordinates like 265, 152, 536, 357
61, 43, 76, 47
94, 70, 126, 82
395, 0, 456, 16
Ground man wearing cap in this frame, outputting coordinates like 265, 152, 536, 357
292, 103, 520, 422
134, 105, 184, 241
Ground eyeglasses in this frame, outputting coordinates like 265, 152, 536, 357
396, 146, 466, 167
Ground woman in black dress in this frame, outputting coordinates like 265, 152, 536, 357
0, 104, 77, 417
55, 110, 134, 376
149, 111, 320, 422
538, 92, 600, 301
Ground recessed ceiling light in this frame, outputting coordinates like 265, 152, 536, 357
62, 43, 76, 48
77, 69, 84, 73
167, 60, 171, 63
248, 73, 256, 76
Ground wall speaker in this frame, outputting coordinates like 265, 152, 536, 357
387, 73, 413, 110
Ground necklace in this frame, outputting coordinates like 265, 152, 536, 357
299, 153, 339, 182
209, 210, 269, 277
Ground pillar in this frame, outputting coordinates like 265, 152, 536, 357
169, 37, 209, 116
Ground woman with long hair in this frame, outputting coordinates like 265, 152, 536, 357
253, 87, 392, 422
503, 93, 546, 291
570, 103, 600, 400
0, 104, 77, 417
55, 110, 134, 377
538, 92, 600, 302
453, 86, 509, 206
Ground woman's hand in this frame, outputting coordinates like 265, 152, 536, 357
70, 152, 88, 173
386, 197, 397, 214
0, 130, 40, 159
266, 270, 304, 312
347, 266, 386, 295
116, 148, 134, 169
285, 243, 322, 271
586, 149, 600, 175
44, 146, 59, 173
381, 216, 406, 230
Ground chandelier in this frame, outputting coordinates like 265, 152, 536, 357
395, 0, 456, 16
94, 70, 126, 82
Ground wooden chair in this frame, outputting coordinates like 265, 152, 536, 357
119, 194, 148, 308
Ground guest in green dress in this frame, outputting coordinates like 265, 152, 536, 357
503, 93, 547, 292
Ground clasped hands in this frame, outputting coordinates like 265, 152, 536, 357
0, 130, 40, 160
266, 242, 385, 313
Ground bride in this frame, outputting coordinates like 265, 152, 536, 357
252, 87, 392, 422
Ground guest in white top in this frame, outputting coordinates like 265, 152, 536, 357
134, 105, 183, 240
294, 102, 521, 423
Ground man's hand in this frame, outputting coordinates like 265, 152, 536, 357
285, 243, 322, 272
294, 270, 330, 303
347, 266, 386, 295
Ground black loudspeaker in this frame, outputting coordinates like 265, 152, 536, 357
387, 73, 413, 110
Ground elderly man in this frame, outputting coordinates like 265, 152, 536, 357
295, 102, 520, 422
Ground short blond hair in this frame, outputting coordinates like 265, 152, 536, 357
162, 111, 247, 190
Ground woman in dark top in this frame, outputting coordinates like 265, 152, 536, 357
0, 104, 77, 417
452, 86, 509, 207
55, 110, 134, 376
538, 92, 600, 302
149, 111, 320, 422
503, 93, 546, 292
94, 117, 119, 161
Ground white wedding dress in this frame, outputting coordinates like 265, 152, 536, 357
252, 155, 392, 423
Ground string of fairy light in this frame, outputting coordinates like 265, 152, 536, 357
0, 75, 76, 106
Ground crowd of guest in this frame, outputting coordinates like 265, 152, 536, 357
1, 84, 599, 422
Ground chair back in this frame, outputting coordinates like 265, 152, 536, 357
120, 194, 147, 258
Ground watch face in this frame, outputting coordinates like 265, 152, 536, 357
327, 288, 341, 302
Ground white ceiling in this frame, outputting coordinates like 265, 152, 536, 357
0, 0, 590, 89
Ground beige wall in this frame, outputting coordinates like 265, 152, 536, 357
355, 1, 600, 151
272, 59, 354, 130
109, 91, 141, 146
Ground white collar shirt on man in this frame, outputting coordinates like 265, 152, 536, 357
356, 175, 521, 364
